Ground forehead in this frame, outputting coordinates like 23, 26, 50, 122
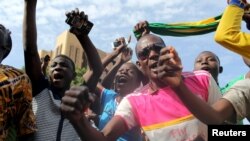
119, 63, 136, 70
196, 52, 217, 59
136, 35, 165, 52
52, 56, 73, 66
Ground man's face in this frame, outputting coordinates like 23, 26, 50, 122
49, 56, 75, 90
135, 35, 165, 81
114, 63, 140, 94
194, 51, 221, 81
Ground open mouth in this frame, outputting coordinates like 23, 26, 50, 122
117, 76, 128, 84
53, 73, 64, 80
201, 67, 211, 72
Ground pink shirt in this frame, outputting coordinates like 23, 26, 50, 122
115, 70, 221, 141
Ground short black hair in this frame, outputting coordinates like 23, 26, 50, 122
54, 54, 75, 72
125, 62, 143, 83
199, 51, 220, 65
0, 24, 12, 59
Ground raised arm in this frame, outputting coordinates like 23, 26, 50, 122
101, 47, 132, 89
23, 0, 44, 94
66, 8, 103, 92
214, 0, 250, 59
101, 38, 127, 69
84, 37, 127, 94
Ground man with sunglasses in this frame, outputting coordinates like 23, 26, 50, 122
61, 30, 222, 140
0, 24, 37, 140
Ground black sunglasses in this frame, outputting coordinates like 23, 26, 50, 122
137, 44, 165, 60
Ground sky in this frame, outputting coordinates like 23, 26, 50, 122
0, 0, 249, 87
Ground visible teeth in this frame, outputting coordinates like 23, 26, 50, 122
54, 73, 64, 79
118, 77, 127, 83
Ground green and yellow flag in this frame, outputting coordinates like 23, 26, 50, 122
134, 14, 222, 38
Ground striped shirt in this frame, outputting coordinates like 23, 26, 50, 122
32, 88, 81, 141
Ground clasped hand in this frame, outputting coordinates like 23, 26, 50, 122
157, 46, 183, 88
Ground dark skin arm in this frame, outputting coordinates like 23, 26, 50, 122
91, 39, 128, 116
157, 47, 235, 124
85, 37, 127, 94
61, 86, 128, 141
78, 34, 103, 92
23, 0, 44, 95
101, 59, 123, 89
66, 8, 103, 92
101, 42, 132, 89
71, 116, 127, 141
101, 38, 127, 70
175, 80, 237, 124
174, 82, 235, 124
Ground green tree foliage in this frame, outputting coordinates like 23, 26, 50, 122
72, 67, 87, 86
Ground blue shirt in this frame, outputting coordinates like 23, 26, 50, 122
99, 88, 142, 141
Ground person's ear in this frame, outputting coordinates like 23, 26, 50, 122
219, 66, 223, 73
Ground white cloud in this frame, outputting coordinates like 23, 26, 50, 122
126, 0, 177, 8
81, 4, 122, 20
120, 11, 147, 26
1, 0, 248, 86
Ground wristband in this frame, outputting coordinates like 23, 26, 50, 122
229, 0, 246, 9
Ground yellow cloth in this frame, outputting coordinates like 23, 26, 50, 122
214, 5, 250, 59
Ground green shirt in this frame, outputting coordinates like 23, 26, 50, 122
220, 75, 245, 94
220, 74, 245, 125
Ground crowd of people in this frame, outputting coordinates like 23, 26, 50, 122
1, 0, 250, 141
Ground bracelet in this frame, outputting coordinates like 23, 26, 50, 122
229, 0, 246, 9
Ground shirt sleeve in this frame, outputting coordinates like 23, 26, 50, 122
222, 79, 250, 121
114, 97, 137, 130
214, 5, 250, 59
207, 76, 222, 105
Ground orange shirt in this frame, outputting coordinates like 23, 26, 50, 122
0, 65, 36, 140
